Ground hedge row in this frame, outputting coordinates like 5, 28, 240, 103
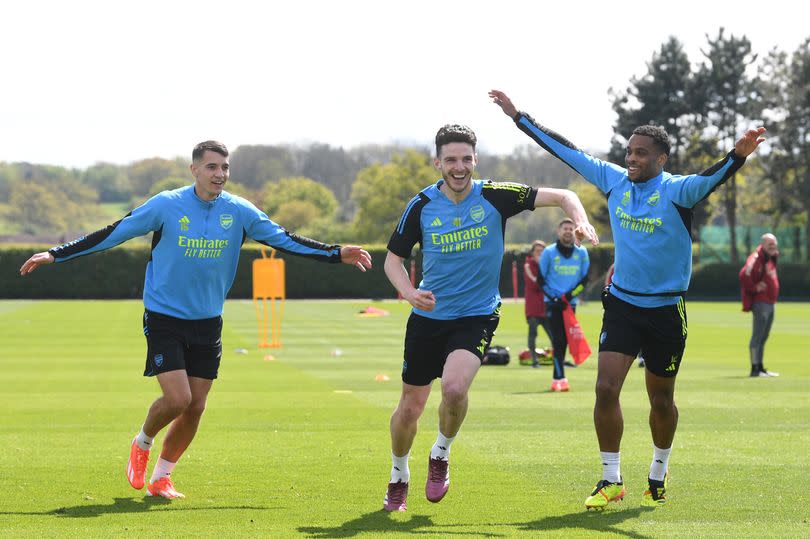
2, 244, 806, 300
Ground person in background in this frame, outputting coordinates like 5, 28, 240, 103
739, 233, 780, 377
524, 240, 552, 367
538, 219, 590, 391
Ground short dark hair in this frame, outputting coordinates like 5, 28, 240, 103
558, 218, 575, 228
435, 124, 477, 156
192, 140, 229, 163
632, 125, 671, 156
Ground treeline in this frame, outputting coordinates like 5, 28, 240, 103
1, 30, 808, 260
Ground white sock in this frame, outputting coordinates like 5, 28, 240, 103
390, 452, 410, 483
150, 457, 177, 483
600, 451, 621, 483
135, 427, 154, 451
649, 445, 671, 482
430, 431, 456, 461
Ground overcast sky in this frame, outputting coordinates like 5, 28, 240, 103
2, 0, 807, 169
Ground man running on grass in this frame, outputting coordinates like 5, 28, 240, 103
382, 123, 598, 512
490, 89, 766, 509
20, 140, 372, 499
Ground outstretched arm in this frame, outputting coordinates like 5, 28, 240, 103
672, 128, 766, 208
489, 89, 624, 195
534, 188, 599, 246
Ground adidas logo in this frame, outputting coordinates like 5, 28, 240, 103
430, 217, 442, 227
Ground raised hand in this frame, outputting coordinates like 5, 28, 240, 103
734, 127, 766, 158
488, 89, 518, 118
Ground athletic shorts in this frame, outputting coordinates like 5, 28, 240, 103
401, 308, 500, 386
598, 291, 687, 377
142, 310, 223, 380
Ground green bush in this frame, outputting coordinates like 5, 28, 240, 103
3, 244, 806, 301
690, 262, 810, 300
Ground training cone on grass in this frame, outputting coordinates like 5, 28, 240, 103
375, 373, 391, 382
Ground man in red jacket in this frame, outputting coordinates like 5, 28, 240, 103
739, 233, 780, 377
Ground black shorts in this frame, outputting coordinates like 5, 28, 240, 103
143, 310, 223, 380
402, 308, 500, 386
598, 292, 687, 377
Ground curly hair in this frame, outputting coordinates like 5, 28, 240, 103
632, 125, 671, 156
435, 124, 477, 156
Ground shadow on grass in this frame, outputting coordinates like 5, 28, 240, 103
300, 506, 655, 538
299, 511, 430, 538
511, 506, 656, 538
299, 510, 500, 538
1, 496, 272, 518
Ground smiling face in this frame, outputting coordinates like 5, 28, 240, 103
191, 150, 229, 201
557, 221, 575, 246
625, 134, 667, 182
435, 142, 477, 200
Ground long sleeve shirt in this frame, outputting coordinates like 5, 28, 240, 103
49, 185, 341, 319
513, 112, 746, 308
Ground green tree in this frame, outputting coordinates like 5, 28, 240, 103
127, 158, 189, 197
148, 177, 191, 198
263, 176, 338, 221
83, 163, 132, 202
7, 182, 71, 234
230, 145, 295, 190
270, 200, 321, 231
0, 162, 21, 202
761, 39, 810, 260
695, 28, 763, 262
608, 36, 703, 171
351, 150, 437, 242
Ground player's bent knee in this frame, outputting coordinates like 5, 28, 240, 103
163, 393, 193, 415
184, 400, 207, 418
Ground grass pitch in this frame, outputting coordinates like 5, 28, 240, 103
1, 299, 808, 538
